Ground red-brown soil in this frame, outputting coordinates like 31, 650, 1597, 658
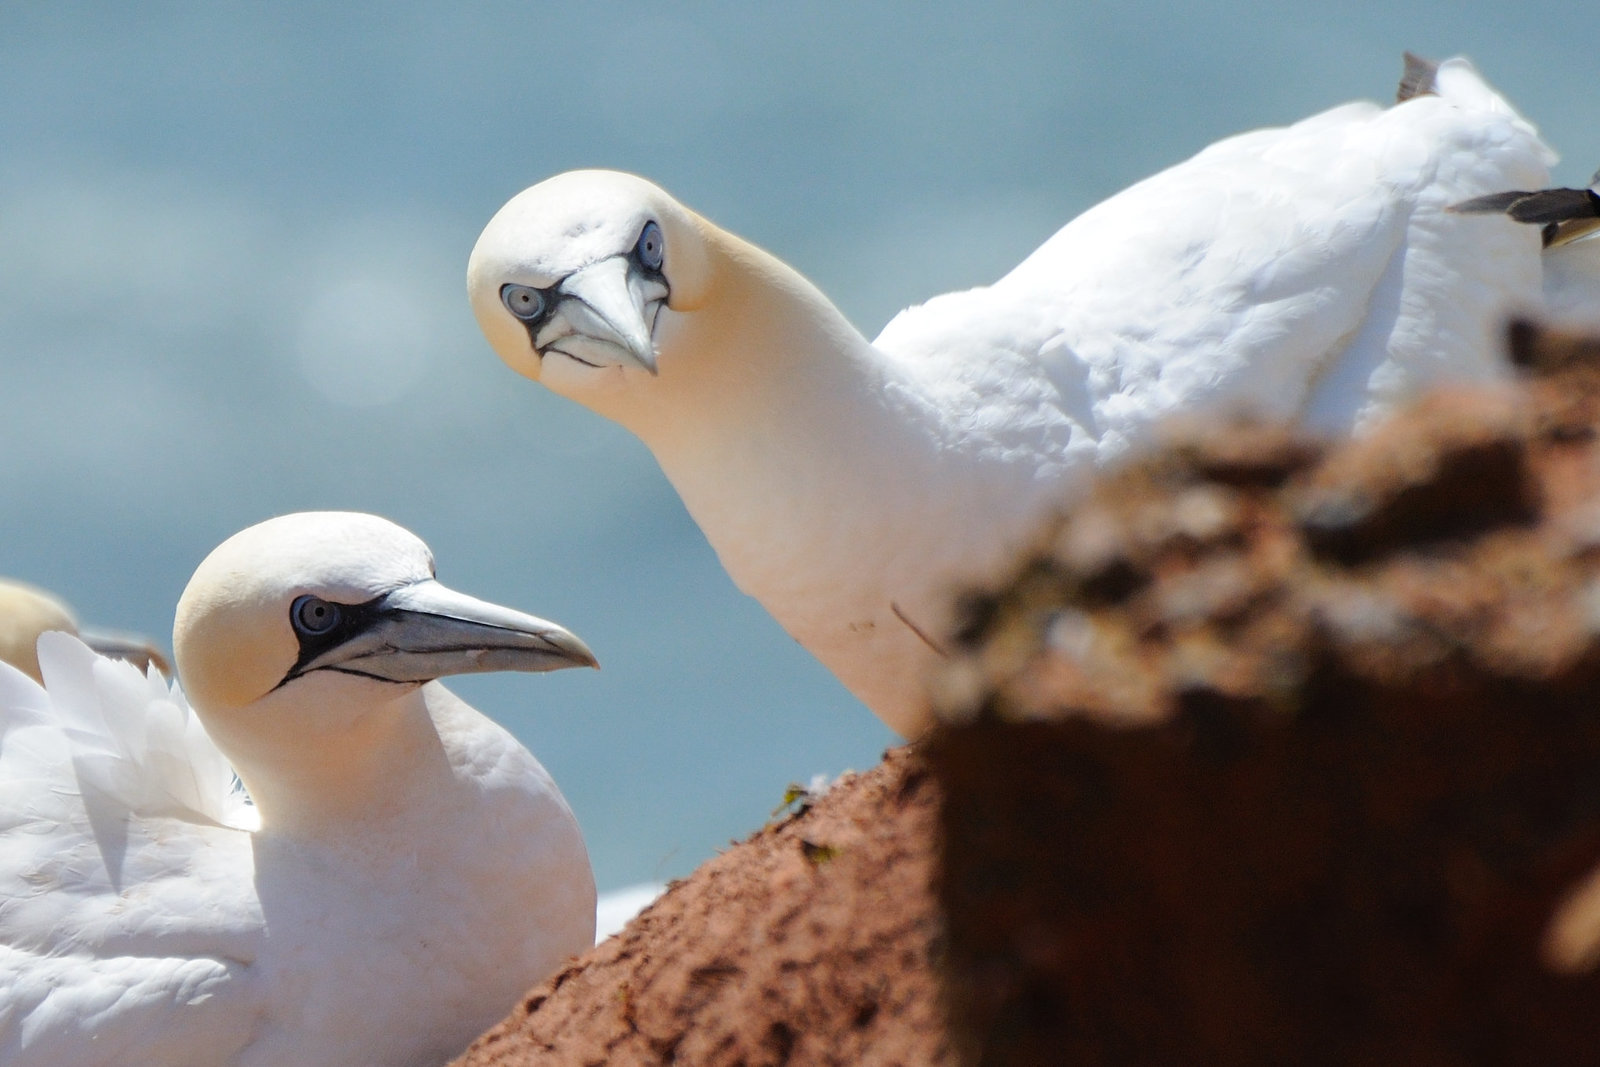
930, 321, 1600, 1063
456, 322, 1600, 1066
454, 746, 953, 1067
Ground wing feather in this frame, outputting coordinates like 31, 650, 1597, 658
0, 636, 264, 1063
876, 58, 1554, 454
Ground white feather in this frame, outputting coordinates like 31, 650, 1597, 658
30, 632, 254, 831
0, 639, 263, 1065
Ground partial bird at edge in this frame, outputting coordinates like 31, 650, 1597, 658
0, 578, 170, 683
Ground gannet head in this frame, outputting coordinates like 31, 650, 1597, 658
467, 170, 714, 389
174, 512, 596, 760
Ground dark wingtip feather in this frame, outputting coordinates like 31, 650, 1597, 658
1450, 187, 1600, 247
1451, 187, 1598, 220
1397, 52, 1439, 102
1449, 191, 1536, 215
1501, 188, 1600, 225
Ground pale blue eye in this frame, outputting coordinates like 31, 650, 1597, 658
501, 284, 546, 322
636, 221, 664, 272
291, 595, 341, 636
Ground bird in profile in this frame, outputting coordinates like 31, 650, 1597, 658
0, 577, 170, 683
0, 512, 598, 1066
467, 55, 1592, 738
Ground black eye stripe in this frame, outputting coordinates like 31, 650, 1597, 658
279, 594, 387, 687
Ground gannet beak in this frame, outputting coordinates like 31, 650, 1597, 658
539, 256, 662, 375
78, 626, 172, 676
288, 579, 598, 685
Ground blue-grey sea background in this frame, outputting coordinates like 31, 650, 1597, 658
2, 3, 1595, 892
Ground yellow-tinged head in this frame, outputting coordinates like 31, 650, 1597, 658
174, 511, 596, 719
468, 169, 715, 386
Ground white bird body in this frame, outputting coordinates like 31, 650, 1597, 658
469, 58, 1590, 738
0, 513, 597, 1066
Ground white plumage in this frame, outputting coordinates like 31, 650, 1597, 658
0, 512, 597, 1066
467, 57, 1597, 738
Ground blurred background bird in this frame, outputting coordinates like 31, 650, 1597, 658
1, 3, 1596, 891
0, 577, 167, 682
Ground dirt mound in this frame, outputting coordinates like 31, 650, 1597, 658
456, 322, 1600, 1066
454, 746, 952, 1067
930, 321, 1600, 1063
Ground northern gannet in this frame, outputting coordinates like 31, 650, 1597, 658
467, 56, 1588, 738
0, 577, 170, 683
0, 512, 598, 1066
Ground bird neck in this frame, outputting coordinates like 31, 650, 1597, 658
620, 225, 883, 437
623, 228, 936, 544
215, 682, 457, 842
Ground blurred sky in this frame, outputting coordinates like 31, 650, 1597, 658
2, 2, 1596, 890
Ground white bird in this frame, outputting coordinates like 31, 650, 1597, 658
0, 578, 170, 683
594, 881, 667, 941
467, 56, 1591, 739
0, 512, 598, 1066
